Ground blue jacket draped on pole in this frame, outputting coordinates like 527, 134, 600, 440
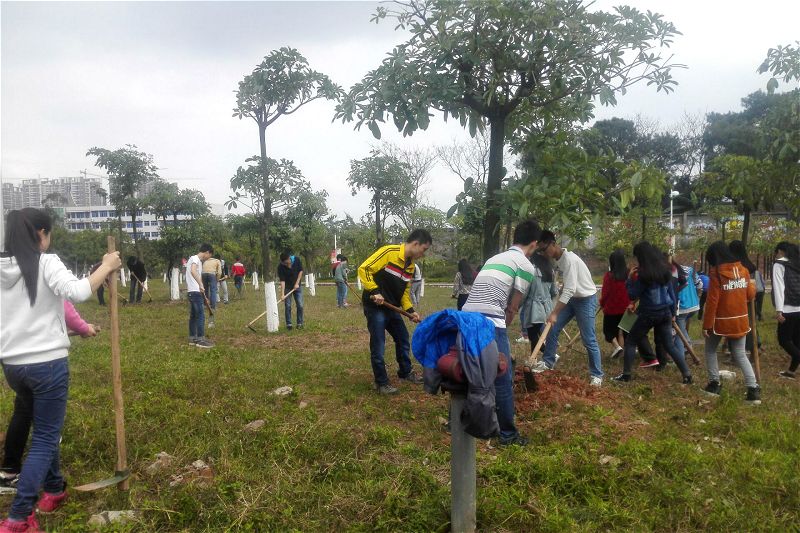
412, 309, 500, 439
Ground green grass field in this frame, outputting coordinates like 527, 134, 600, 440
1, 281, 798, 532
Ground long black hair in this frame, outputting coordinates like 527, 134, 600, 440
457, 259, 475, 285
632, 241, 671, 285
2, 208, 53, 305
705, 240, 737, 268
728, 240, 757, 272
775, 241, 800, 269
531, 251, 554, 283
609, 249, 628, 281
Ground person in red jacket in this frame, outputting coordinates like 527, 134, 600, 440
600, 250, 657, 362
702, 241, 760, 404
231, 258, 246, 298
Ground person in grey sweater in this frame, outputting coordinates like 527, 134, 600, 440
334, 256, 349, 308
521, 251, 557, 354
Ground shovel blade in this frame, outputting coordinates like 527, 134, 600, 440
74, 470, 130, 492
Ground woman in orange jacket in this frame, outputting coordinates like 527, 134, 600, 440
702, 241, 761, 404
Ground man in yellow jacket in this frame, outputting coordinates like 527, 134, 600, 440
358, 229, 432, 394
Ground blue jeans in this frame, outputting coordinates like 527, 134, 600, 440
3, 358, 69, 520
364, 306, 412, 385
188, 291, 205, 339
202, 273, 218, 311
674, 311, 695, 357
493, 328, 519, 443
336, 281, 348, 307
542, 294, 603, 378
284, 287, 304, 327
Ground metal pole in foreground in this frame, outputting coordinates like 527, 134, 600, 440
450, 394, 476, 533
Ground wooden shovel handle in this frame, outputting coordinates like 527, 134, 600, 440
749, 299, 761, 382
529, 322, 552, 362
374, 299, 416, 321
107, 236, 129, 491
245, 288, 297, 329
672, 320, 700, 365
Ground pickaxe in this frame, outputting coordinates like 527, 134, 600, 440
130, 272, 153, 303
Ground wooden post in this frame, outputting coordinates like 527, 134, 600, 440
107, 236, 129, 491
450, 394, 476, 533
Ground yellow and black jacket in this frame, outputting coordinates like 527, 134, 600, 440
358, 244, 415, 312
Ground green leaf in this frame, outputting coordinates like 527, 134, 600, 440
766, 77, 779, 94
368, 121, 382, 140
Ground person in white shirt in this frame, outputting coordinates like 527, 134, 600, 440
0, 208, 121, 529
186, 243, 215, 348
532, 230, 603, 386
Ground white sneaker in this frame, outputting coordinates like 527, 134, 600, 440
610, 346, 623, 359
589, 376, 603, 387
515, 336, 528, 344
531, 355, 559, 373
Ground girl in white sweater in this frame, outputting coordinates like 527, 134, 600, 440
0, 208, 120, 532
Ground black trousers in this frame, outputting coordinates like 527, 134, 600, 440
778, 311, 800, 372
2, 392, 32, 473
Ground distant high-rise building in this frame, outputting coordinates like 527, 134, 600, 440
2, 183, 24, 211
5, 176, 107, 211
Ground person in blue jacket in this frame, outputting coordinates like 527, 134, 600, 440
613, 242, 693, 384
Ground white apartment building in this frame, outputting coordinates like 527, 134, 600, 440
63, 206, 192, 239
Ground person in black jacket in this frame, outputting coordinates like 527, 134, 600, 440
126, 256, 147, 304
277, 252, 304, 330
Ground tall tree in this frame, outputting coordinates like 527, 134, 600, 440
232, 48, 339, 277
701, 89, 799, 242
347, 152, 413, 246
374, 143, 437, 229
226, 156, 310, 278
336, 0, 682, 260
286, 189, 330, 269
86, 144, 158, 256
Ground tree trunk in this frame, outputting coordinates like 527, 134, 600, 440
641, 213, 647, 240
131, 211, 141, 258
375, 192, 382, 247
258, 123, 274, 281
262, 203, 273, 281
117, 213, 124, 255
741, 207, 751, 244
481, 116, 506, 261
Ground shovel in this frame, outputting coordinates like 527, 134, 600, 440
246, 288, 297, 331
75, 236, 129, 492
523, 322, 552, 392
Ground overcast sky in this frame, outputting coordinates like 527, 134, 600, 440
2, 1, 798, 220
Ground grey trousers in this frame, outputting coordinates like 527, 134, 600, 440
705, 334, 757, 387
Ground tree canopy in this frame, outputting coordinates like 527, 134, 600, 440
336, 0, 683, 259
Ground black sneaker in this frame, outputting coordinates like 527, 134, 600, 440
703, 381, 721, 396
499, 434, 529, 447
612, 373, 631, 383
682, 375, 693, 385
400, 371, 423, 385
778, 371, 796, 380
745, 387, 762, 405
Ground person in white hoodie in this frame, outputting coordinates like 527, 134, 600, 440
0, 208, 121, 532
